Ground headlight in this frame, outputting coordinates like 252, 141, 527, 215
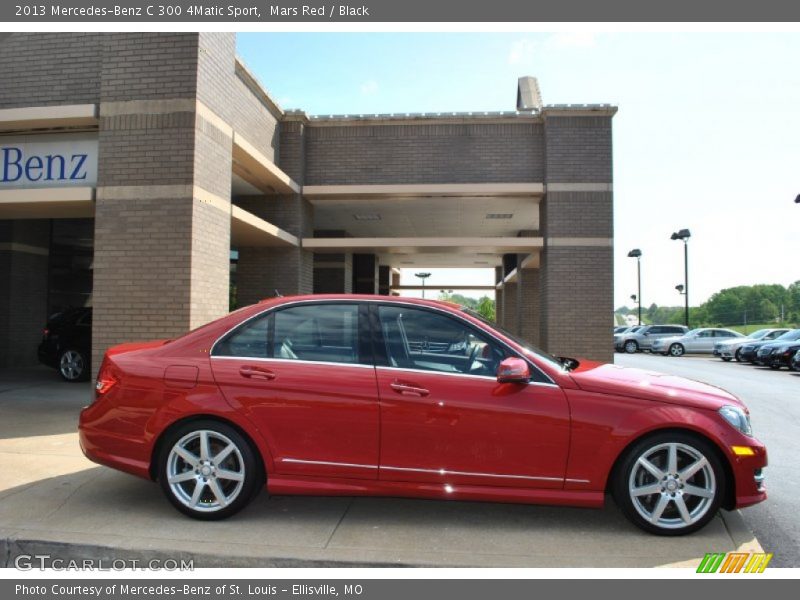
719, 405, 752, 436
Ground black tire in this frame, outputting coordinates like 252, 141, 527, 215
58, 348, 89, 382
734, 348, 743, 362
157, 420, 263, 520
669, 343, 685, 357
624, 340, 639, 354
769, 363, 781, 370
721, 357, 732, 362
612, 431, 726, 536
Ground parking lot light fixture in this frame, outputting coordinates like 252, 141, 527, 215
415, 272, 432, 299
670, 229, 691, 328
627, 249, 642, 325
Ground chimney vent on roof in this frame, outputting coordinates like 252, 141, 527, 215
517, 76, 542, 112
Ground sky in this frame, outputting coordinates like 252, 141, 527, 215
237, 32, 800, 306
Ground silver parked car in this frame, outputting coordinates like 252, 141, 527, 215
651, 328, 744, 357
614, 324, 688, 354
713, 328, 791, 362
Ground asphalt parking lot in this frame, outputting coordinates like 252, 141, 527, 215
0, 367, 761, 569
616, 353, 799, 567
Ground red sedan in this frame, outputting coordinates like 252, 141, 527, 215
79, 295, 767, 535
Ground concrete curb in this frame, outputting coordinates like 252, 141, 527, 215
2, 537, 412, 569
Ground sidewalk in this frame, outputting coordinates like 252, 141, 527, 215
0, 369, 762, 568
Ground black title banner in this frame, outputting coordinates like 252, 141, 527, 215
3, 0, 800, 22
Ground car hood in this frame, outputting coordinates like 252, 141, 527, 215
569, 363, 742, 410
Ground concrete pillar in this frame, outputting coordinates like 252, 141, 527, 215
378, 265, 391, 295
0, 220, 50, 367
391, 270, 401, 296
352, 254, 378, 294
540, 113, 614, 362
92, 33, 234, 371
494, 266, 503, 325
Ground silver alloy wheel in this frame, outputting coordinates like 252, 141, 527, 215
628, 442, 716, 530
59, 350, 84, 380
624, 340, 638, 354
166, 430, 245, 513
669, 343, 685, 357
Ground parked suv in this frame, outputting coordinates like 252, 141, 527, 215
37, 307, 92, 382
614, 324, 688, 354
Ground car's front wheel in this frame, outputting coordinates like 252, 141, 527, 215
613, 433, 724, 535
624, 340, 639, 354
735, 348, 743, 362
157, 420, 262, 520
669, 343, 685, 357
59, 348, 89, 382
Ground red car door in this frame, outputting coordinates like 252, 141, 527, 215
210, 302, 379, 480
373, 304, 570, 489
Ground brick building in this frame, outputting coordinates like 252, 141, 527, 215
0, 33, 616, 372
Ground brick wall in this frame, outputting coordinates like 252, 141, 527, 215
544, 117, 613, 183
232, 76, 280, 163
0, 33, 102, 108
305, 122, 543, 185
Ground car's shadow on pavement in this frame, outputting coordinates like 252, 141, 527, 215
0, 467, 756, 568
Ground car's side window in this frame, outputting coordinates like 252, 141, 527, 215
697, 331, 713, 338
213, 303, 362, 365
272, 303, 360, 365
377, 305, 507, 378
649, 326, 663, 334
714, 330, 734, 338
213, 313, 270, 358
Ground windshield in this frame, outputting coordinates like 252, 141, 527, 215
685, 328, 702, 336
775, 329, 800, 342
462, 307, 565, 370
748, 329, 769, 339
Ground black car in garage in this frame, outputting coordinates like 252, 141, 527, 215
37, 307, 92, 382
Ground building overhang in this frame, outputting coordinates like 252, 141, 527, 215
232, 133, 300, 196
231, 205, 299, 247
303, 183, 544, 200
0, 104, 98, 132
0, 187, 94, 219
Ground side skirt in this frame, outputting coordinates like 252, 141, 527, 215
266, 475, 605, 509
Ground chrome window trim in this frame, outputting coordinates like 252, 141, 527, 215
210, 355, 376, 370
209, 298, 556, 385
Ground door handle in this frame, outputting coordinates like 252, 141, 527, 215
239, 365, 276, 380
390, 381, 430, 397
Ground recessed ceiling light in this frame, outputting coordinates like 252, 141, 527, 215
353, 214, 381, 221
485, 213, 513, 219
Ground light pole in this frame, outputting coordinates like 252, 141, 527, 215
415, 272, 431, 299
627, 249, 642, 325
671, 227, 691, 328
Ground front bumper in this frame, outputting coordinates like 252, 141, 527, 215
730, 440, 768, 509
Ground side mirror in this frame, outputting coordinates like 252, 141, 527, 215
496, 357, 530, 384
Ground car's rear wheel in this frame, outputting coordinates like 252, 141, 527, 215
721, 357, 732, 362
669, 343, 685, 357
734, 348, 743, 362
624, 340, 639, 354
613, 432, 724, 535
158, 420, 261, 520
59, 348, 89, 382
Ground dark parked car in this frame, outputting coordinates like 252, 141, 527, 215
739, 329, 800, 364
767, 340, 800, 370
37, 307, 92, 381
791, 349, 800, 372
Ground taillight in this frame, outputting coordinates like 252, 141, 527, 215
95, 359, 117, 397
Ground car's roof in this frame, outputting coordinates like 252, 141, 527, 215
258, 294, 464, 310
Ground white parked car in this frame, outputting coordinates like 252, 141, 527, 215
713, 328, 791, 362
651, 328, 744, 357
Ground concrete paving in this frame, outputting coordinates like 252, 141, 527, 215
0, 367, 761, 568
